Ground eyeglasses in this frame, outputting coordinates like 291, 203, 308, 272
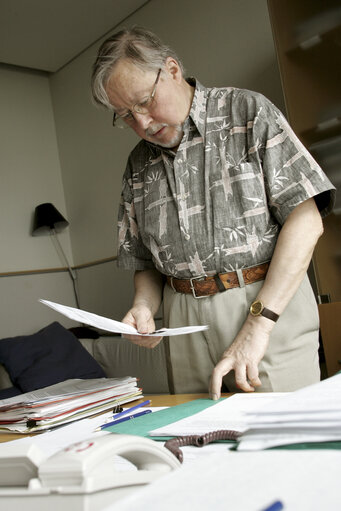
112, 68, 161, 129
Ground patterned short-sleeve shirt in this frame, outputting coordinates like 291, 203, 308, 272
117, 80, 335, 279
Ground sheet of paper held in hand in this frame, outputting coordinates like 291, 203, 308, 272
40, 299, 208, 337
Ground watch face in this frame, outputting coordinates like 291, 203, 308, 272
250, 300, 263, 316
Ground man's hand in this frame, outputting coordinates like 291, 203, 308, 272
209, 316, 273, 398
121, 304, 163, 348
210, 199, 323, 399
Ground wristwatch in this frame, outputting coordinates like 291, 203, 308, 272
249, 300, 279, 322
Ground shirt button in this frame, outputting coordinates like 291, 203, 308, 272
184, 233, 191, 240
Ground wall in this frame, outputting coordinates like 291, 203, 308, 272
51, 0, 285, 265
49, 0, 285, 315
0, 66, 73, 272
0, 65, 77, 336
0, 273, 77, 337
0, 0, 285, 335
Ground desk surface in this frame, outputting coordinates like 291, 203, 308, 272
0, 393, 231, 443
139, 393, 231, 407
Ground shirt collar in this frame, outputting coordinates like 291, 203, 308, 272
187, 77, 207, 138
145, 77, 207, 154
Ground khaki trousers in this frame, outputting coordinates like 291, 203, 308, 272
163, 274, 320, 393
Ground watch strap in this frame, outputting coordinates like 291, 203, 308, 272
260, 307, 279, 322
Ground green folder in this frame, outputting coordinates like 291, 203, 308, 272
106, 398, 222, 439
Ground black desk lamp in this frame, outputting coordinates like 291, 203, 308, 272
32, 203, 80, 308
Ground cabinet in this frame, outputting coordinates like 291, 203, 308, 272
268, 0, 341, 375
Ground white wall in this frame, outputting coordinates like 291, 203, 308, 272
0, 66, 73, 272
50, 0, 285, 267
0, 0, 285, 334
0, 273, 77, 337
0, 66, 77, 336
48, 0, 285, 318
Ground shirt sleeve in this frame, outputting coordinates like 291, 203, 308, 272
116, 160, 155, 271
249, 93, 336, 225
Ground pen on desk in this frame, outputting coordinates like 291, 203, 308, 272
95, 409, 152, 431
261, 500, 284, 511
111, 399, 151, 420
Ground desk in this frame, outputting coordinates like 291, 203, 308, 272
0, 393, 231, 443
1, 393, 339, 510
137, 393, 231, 407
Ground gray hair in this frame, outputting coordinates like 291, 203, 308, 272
91, 26, 185, 110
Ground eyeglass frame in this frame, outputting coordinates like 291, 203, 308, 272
112, 68, 162, 128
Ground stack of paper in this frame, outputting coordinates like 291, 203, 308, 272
0, 377, 142, 433
238, 372, 341, 450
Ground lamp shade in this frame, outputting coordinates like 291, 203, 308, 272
32, 203, 69, 236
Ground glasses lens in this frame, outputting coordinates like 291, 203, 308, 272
113, 114, 129, 129
134, 96, 154, 115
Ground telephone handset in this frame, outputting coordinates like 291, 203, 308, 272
0, 434, 180, 511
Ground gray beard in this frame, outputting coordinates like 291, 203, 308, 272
147, 124, 183, 149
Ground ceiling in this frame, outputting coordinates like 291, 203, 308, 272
0, 0, 149, 73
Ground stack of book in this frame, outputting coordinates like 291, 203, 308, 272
0, 377, 142, 433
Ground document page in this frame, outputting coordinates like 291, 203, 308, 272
150, 393, 285, 437
0, 377, 138, 407
40, 299, 208, 337
112, 450, 341, 511
238, 372, 341, 450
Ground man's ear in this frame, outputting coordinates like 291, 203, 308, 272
164, 57, 182, 83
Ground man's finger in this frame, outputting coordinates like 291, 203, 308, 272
209, 359, 233, 400
135, 321, 150, 334
247, 364, 261, 388
235, 365, 255, 392
121, 334, 163, 348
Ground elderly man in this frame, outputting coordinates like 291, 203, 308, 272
91, 26, 335, 398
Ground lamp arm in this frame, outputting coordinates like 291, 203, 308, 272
51, 229, 77, 280
51, 229, 80, 309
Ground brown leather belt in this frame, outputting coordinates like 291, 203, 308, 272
166, 262, 269, 298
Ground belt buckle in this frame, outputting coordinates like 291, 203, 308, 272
189, 276, 207, 299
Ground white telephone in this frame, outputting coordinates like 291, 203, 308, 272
0, 434, 180, 511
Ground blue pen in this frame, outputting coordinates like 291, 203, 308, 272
95, 409, 152, 431
261, 500, 284, 511
111, 399, 151, 420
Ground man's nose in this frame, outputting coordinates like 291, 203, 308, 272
134, 111, 154, 129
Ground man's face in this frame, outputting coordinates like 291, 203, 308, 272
105, 59, 189, 149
